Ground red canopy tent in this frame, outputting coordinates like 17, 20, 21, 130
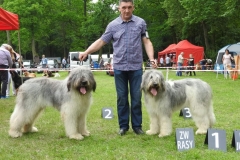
0, 8, 22, 57
0, 8, 19, 30
171, 40, 204, 65
158, 44, 177, 55
158, 43, 177, 63
158, 40, 204, 66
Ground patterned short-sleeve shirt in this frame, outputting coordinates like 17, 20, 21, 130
100, 15, 147, 71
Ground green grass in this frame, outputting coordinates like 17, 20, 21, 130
1, 70, 240, 159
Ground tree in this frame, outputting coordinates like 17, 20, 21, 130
81, 0, 118, 57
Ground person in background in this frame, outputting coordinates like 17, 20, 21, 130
177, 52, 186, 76
99, 56, 104, 69
6, 45, 18, 97
205, 59, 213, 70
78, 0, 157, 136
186, 54, 196, 76
222, 49, 234, 78
165, 55, 171, 68
171, 55, 176, 69
0, 44, 13, 99
41, 54, 48, 74
159, 56, 164, 67
200, 59, 207, 70
62, 57, 67, 69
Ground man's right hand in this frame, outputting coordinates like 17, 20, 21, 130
78, 52, 88, 61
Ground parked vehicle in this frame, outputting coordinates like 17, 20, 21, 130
21, 60, 32, 72
69, 52, 91, 69
37, 59, 59, 73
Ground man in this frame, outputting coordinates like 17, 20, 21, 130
0, 44, 13, 99
79, 0, 157, 135
165, 55, 171, 67
41, 54, 48, 74
159, 56, 164, 67
186, 54, 196, 76
177, 52, 186, 76
62, 57, 67, 69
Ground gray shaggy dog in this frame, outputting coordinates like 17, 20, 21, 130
9, 66, 96, 140
141, 69, 215, 138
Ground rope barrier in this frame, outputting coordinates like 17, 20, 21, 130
0, 66, 238, 72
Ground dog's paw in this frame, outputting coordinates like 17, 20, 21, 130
9, 130, 23, 138
158, 133, 170, 138
31, 127, 38, 132
146, 130, 158, 135
195, 129, 207, 135
23, 126, 38, 133
81, 130, 90, 136
69, 134, 84, 140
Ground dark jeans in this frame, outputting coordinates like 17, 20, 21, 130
0, 66, 9, 97
177, 62, 183, 76
114, 69, 143, 130
187, 66, 196, 76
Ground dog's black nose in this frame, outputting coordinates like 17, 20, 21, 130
153, 83, 158, 87
81, 81, 87, 85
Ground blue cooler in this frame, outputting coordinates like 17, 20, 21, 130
93, 61, 99, 68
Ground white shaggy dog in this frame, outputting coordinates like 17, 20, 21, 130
9, 66, 96, 140
141, 69, 215, 138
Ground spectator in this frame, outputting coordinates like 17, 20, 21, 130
41, 54, 48, 74
165, 55, 171, 68
0, 44, 13, 99
159, 56, 164, 67
99, 56, 104, 69
206, 59, 213, 70
177, 52, 186, 76
200, 59, 207, 70
62, 57, 67, 69
6, 45, 18, 97
186, 54, 196, 76
222, 49, 234, 78
171, 55, 177, 69
78, 0, 157, 136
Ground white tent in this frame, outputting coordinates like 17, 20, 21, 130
214, 43, 240, 73
216, 43, 240, 64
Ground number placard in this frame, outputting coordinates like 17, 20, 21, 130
175, 128, 195, 151
231, 130, 240, 152
204, 128, 227, 152
101, 107, 114, 119
179, 108, 192, 119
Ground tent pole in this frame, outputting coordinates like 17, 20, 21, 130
18, 30, 23, 84
18, 30, 21, 55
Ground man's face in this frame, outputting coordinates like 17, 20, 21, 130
118, 2, 134, 21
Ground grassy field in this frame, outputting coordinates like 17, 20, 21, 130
0, 69, 240, 160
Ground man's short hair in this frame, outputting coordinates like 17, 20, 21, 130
119, 0, 134, 4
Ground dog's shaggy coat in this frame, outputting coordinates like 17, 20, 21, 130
141, 70, 215, 137
9, 66, 96, 140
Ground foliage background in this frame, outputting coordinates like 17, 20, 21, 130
0, 0, 240, 61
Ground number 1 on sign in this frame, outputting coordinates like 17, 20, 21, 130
212, 132, 219, 148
